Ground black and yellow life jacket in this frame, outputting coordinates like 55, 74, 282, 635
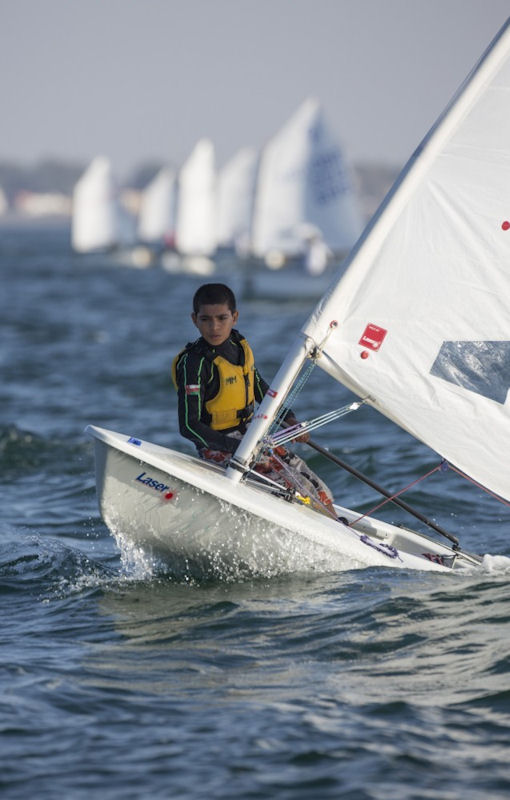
172, 337, 255, 431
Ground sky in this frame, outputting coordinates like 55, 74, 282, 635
1, 0, 509, 180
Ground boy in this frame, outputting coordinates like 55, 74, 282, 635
172, 283, 335, 514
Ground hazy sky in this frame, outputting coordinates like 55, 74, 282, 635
1, 0, 509, 179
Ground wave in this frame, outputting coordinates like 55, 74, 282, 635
0, 536, 112, 594
0, 424, 66, 475
0, 423, 93, 478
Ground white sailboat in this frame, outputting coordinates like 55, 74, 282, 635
216, 147, 258, 254
72, 157, 119, 253
71, 157, 150, 267
72, 157, 131, 251
87, 18, 510, 578
249, 98, 363, 277
0, 187, 8, 216
162, 138, 217, 276
137, 166, 177, 247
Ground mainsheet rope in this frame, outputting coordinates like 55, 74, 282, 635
348, 458, 510, 526
348, 462, 446, 526
446, 463, 510, 508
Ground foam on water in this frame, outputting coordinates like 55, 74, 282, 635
480, 553, 510, 572
103, 490, 379, 584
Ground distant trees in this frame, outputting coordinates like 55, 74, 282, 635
0, 156, 400, 221
0, 159, 168, 203
0, 159, 83, 203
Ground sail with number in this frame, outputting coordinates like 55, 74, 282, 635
250, 98, 363, 259
296, 20, 510, 502
175, 139, 216, 257
138, 167, 177, 245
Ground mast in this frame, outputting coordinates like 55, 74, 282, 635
226, 337, 310, 483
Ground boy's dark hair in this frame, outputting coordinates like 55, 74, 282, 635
192, 283, 237, 314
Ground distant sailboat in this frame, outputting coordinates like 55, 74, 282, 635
163, 139, 216, 276
216, 147, 258, 255
72, 157, 127, 252
0, 187, 8, 216
138, 166, 177, 247
250, 97, 363, 271
72, 157, 151, 267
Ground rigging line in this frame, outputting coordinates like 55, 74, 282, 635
268, 357, 316, 435
445, 463, 510, 507
348, 463, 444, 525
270, 401, 365, 446
244, 458, 332, 517
268, 450, 338, 519
268, 325, 342, 437
302, 437, 460, 547
245, 468, 291, 494
282, 404, 359, 432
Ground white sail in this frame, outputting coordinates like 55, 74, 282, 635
250, 98, 363, 259
296, 19, 510, 502
72, 157, 133, 252
175, 139, 216, 256
216, 147, 258, 249
138, 167, 177, 244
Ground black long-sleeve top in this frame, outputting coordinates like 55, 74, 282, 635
174, 330, 274, 454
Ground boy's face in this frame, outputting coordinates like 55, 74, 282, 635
191, 303, 239, 346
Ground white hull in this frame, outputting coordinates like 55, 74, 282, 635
240, 263, 337, 302
160, 251, 215, 276
72, 245, 155, 270
86, 426, 480, 579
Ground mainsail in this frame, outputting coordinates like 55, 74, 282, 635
138, 167, 177, 244
301, 19, 510, 502
71, 157, 131, 253
250, 97, 363, 258
230, 19, 510, 504
72, 157, 118, 252
216, 147, 258, 250
175, 139, 216, 257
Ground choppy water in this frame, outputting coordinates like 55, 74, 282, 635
2, 220, 510, 799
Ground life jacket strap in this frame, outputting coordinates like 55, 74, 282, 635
236, 401, 254, 421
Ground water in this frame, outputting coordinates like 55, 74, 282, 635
2, 220, 510, 799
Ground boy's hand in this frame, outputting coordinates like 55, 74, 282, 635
201, 449, 231, 465
285, 415, 310, 443
255, 451, 285, 474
